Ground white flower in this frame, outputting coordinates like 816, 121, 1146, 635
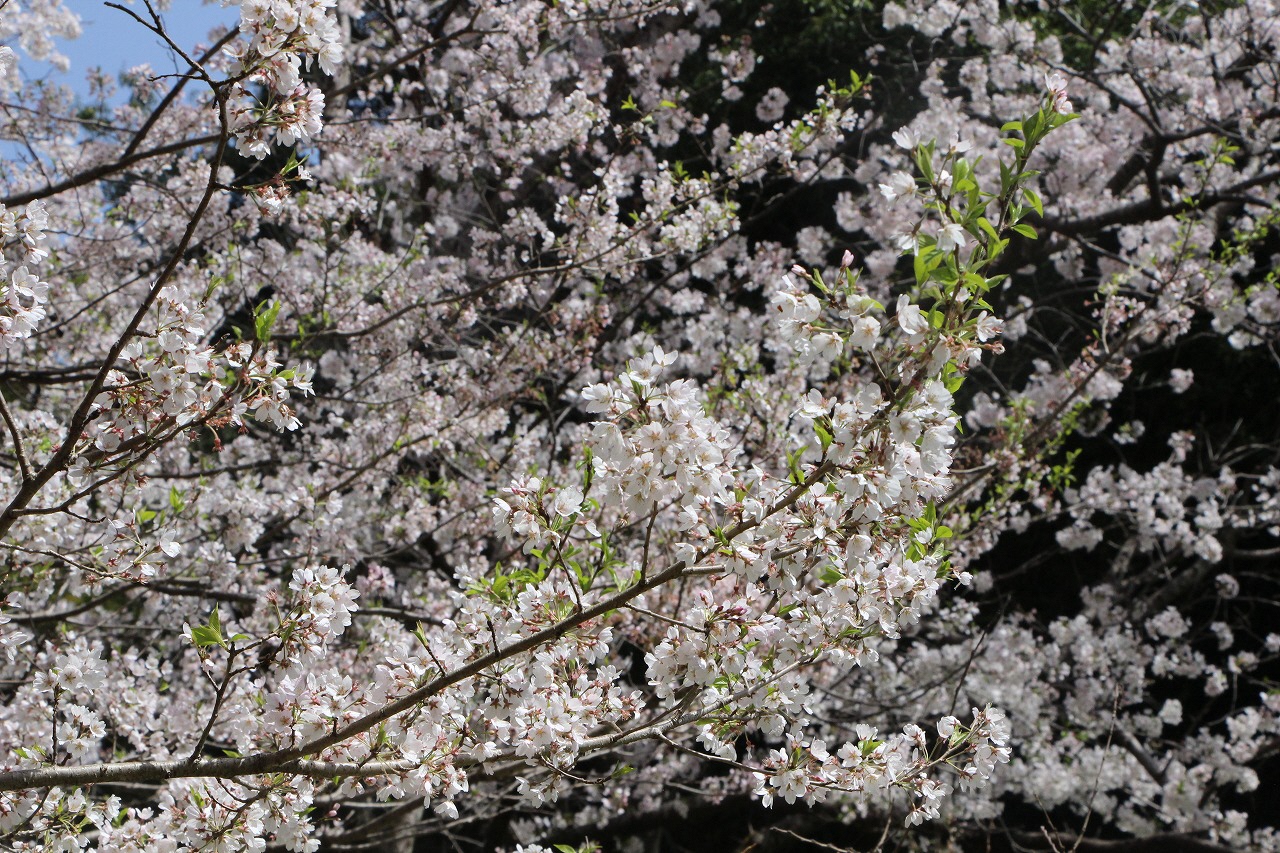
892, 126, 921, 150
0, 46, 15, 84
754, 86, 789, 123
66, 457, 93, 488
1147, 607, 1189, 639
896, 295, 928, 337
936, 223, 967, 253
581, 383, 615, 413
878, 170, 917, 202
810, 331, 843, 362
945, 133, 972, 156
848, 316, 881, 350
157, 533, 182, 558
317, 41, 344, 75
1158, 699, 1183, 726
52, 649, 107, 693
547, 485, 584, 518
771, 284, 821, 324
1046, 71, 1073, 114
974, 311, 1003, 342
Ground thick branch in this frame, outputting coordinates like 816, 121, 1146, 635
1042, 169, 1280, 235
0, 135, 219, 208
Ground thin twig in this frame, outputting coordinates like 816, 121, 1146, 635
0, 389, 32, 484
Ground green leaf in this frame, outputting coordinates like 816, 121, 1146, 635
254, 300, 282, 344
814, 422, 833, 452
963, 271, 987, 292
190, 608, 226, 650
999, 160, 1013, 194
913, 250, 927, 285
1012, 223, 1038, 239
915, 145, 935, 184
1023, 188, 1044, 217
786, 449, 805, 485
811, 268, 829, 294
1023, 111, 1043, 145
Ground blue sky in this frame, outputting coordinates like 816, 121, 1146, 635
29, 1, 238, 98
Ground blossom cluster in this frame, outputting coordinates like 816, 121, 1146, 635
65, 283, 314, 518
0, 201, 50, 349
2, 0, 1280, 849
224, 0, 343, 158
753, 705, 1010, 825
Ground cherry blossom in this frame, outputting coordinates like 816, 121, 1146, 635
0, 0, 1277, 849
